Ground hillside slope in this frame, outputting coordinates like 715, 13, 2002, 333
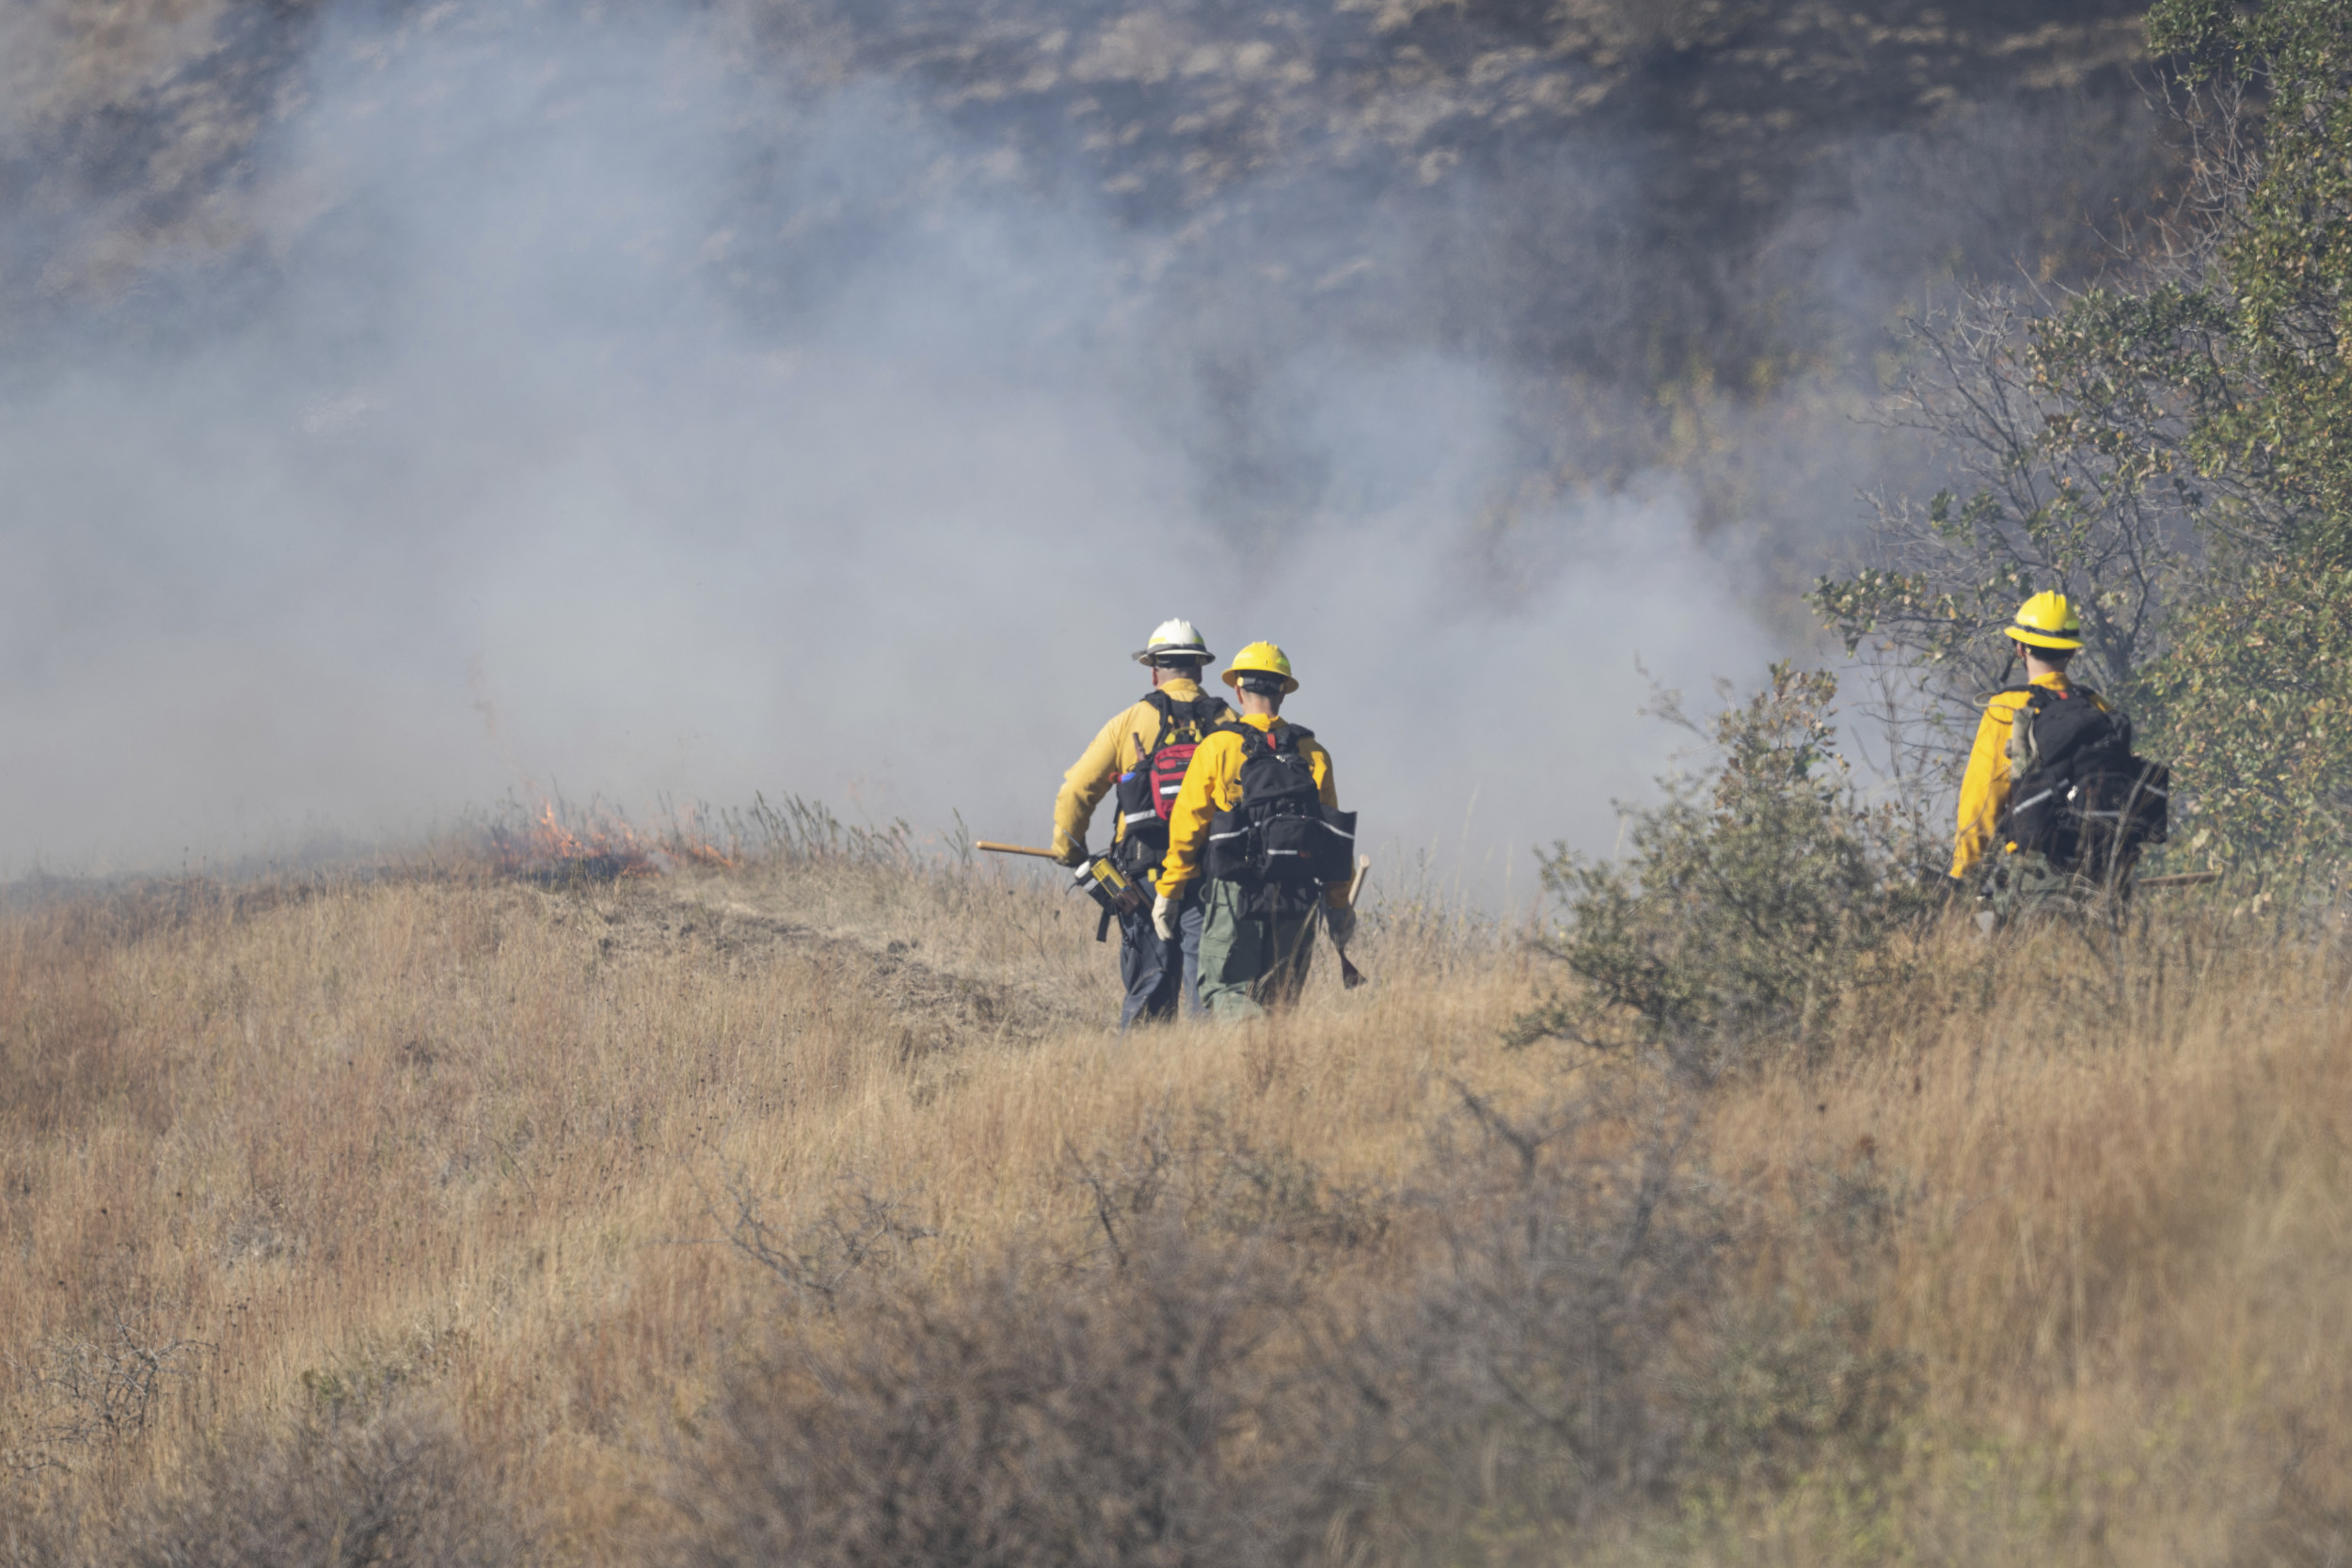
8, 0, 2159, 391
3, 849, 2347, 1562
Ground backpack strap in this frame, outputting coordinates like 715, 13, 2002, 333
1140, 691, 1234, 759
2000, 684, 2099, 708
1135, 689, 1181, 757
1211, 721, 1276, 763
2006, 684, 2123, 777
2007, 688, 2049, 772
1214, 720, 1314, 760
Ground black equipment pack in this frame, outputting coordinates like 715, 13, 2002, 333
1202, 722, 1358, 910
1112, 690, 1232, 874
1997, 685, 2169, 879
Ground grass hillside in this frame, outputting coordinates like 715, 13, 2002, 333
3, 836, 2346, 1563
8, 0, 2165, 411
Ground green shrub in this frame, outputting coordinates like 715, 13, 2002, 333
1817, 0, 2352, 873
1514, 665, 1942, 1062
2140, 558, 2352, 870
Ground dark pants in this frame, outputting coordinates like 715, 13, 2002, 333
1118, 881, 1206, 1030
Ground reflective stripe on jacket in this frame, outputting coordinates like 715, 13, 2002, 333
1950, 672, 2110, 880
1155, 713, 1345, 907
1050, 677, 1216, 861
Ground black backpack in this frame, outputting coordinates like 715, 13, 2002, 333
1202, 722, 1358, 909
1998, 685, 2169, 879
1111, 690, 1232, 874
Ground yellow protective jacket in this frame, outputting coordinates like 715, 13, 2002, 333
1050, 677, 1230, 861
1156, 713, 1347, 908
1949, 672, 2111, 880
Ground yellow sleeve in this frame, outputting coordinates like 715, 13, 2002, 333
1051, 708, 1133, 860
1156, 732, 1239, 896
1949, 701, 2016, 880
1296, 738, 1337, 807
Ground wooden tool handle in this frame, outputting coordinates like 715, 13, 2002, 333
976, 841, 1063, 860
1332, 860, 1370, 989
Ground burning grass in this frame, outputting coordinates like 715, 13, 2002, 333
2, 837, 2349, 1564
485, 791, 740, 882
479, 789, 922, 888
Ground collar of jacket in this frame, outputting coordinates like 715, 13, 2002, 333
2027, 672, 2072, 691
1238, 712, 1281, 733
1154, 677, 1205, 702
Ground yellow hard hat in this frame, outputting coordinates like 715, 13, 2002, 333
2008, 591, 2085, 651
1221, 640, 1297, 694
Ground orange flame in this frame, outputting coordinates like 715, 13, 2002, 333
490, 793, 737, 878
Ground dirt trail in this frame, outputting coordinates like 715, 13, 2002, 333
548, 875, 1089, 1061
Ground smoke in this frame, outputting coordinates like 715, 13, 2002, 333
1, 1, 2158, 894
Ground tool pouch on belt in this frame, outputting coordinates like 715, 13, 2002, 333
1207, 807, 1356, 881
1072, 855, 1148, 917
1205, 809, 1254, 880
1112, 770, 1168, 875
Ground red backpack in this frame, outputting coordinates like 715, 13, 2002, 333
1112, 690, 1231, 870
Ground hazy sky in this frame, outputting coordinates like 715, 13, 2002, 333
0, 3, 1782, 895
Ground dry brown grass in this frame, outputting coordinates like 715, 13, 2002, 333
0, 849, 1534, 1559
2, 849, 2347, 1563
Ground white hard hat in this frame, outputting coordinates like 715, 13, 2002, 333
1132, 618, 1214, 666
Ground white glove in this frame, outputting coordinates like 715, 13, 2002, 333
1324, 904, 1357, 948
1152, 892, 1179, 941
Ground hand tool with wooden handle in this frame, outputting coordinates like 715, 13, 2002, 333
1332, 855, 1369, 990
977, 840, 1142, 940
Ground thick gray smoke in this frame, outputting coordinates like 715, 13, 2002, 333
0, 3, 1877, 893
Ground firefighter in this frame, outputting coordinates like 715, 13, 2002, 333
1948, 591, 2128, 924
1152, 641, 1356, 1020
1051, 619, 1234, 1028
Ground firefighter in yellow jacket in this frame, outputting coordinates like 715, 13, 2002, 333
1949, 591, 2114, 919
1051, 620, 1233, 1027
1153, 641, 1355, 1020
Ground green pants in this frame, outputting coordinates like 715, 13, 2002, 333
1983, 849, 2113, 928
1196, 880, 1317, 1021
